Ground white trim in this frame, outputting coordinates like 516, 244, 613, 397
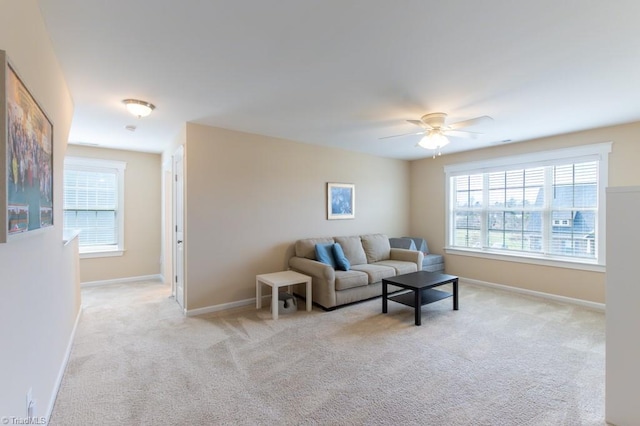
185, 297, 256, 317
445, 248, 606, 272
461, 277, 605, 311
444, 142, 612, 175
444, 142, 611, 268
46, 307, 82, 423
81, 274, 163, 288
63, 156, 127, 254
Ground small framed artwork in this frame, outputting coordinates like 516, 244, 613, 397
1, 50, 54, 243
327, 182, 355, 220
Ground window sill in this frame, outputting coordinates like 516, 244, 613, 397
444, 247, 605, 273
79, 248, 125, 259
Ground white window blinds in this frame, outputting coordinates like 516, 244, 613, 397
63, 157, 126, 254
445, 143, 611, 267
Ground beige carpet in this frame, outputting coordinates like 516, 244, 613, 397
50, 280, 605, 425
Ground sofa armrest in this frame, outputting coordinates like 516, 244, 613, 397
289, 256, 338, 308
288, 257, 335, 282
390, 248, 424, 271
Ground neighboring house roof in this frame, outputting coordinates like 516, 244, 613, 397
529, 184, 597, 234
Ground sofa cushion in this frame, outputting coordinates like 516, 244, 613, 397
332, 243, 350, 271
315, 243, 337, 268
423, 253, 444, 267
423, 263, 445, 273
374, 260, 418, 275
334, 270, 368, 290
295, 237, 335, 260
361, 234, 391, 263
334, 236, 367, 265
350, 263, 396, 284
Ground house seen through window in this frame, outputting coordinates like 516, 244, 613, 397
63, 157, 126, 257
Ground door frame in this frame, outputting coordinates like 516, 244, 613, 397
172, 145, 185, 311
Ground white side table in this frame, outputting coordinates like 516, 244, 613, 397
256, 271, 312, 320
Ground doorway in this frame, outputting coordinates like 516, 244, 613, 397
172, 146, 185, 310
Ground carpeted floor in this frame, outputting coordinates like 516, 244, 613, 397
49, 280, 606, 425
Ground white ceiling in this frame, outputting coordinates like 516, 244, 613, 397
37, 1, 640, 160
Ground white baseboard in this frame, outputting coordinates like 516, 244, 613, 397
46, 306, 82, 423
187, 279, 605, 317
185, 297, 257, 317
461, 277, 606, 312
81, 274, 163, 287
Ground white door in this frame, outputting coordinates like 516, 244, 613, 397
173, 146, 185, 310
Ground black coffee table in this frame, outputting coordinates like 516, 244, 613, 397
382, 271, 458, 326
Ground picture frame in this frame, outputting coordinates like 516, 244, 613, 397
1, 50, 54, 243
327, 182, 355, 220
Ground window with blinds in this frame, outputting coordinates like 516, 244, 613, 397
63, 157, 126, 256
445, 143, 611, 268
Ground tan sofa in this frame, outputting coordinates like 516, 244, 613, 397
288, 234, 424, 310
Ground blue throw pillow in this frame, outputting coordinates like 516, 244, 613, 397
315, 243, 337, 268
332, 243, 350, 271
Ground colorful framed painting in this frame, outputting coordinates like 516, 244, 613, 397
327, 182, 355, 220
1, 50, 54, 243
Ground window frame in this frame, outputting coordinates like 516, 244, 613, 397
444, 143, 612, 272
64, 156, 126, 259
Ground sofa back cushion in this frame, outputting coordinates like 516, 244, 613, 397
361, 234, 391, 263
295, 237, 335, 260
333, 236, 367, 265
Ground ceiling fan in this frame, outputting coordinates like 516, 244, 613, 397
382, 112, 493, 156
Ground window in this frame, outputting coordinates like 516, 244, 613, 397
444, 143, 611, 270
63, 157, 126, 257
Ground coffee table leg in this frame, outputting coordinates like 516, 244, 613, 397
415, 289, 422, 326
382, 281, 388, 313
453, 278, 459, 310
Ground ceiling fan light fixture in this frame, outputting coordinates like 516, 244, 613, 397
123, 99, 155, 118
418, 130, 449, 150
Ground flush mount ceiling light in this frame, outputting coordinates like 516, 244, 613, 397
122, 99, 155, 118
418, 129, 450, 157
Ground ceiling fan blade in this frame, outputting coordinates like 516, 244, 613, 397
379, 130, 425, 140
446, 130, 482, 139
407, 119, 432, 129
447, 115, 493, 130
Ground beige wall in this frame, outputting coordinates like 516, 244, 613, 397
0, 0, 77, 418
410, 121, 640, 303
183, 123, 410, 310
65, 145, 162, 283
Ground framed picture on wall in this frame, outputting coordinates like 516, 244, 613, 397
327, 182, 355, 220
0, 50, 54, 243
